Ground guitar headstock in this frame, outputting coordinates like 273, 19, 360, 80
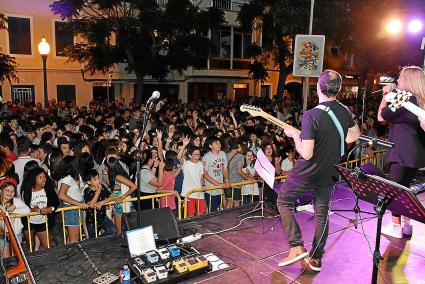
384, 90, 413, 112
240, 104, 263, 117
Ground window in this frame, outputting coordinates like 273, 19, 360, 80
211, 28, 231, 58
57, 85, 76, 103
233, 33, 242, 58
243, 34, 252, 58
55, 21, 74, 56
11, 85, 35, 103
8, 16, 32, 55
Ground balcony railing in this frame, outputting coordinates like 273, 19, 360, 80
212, 0, 249, 12
156, 0, 250, 12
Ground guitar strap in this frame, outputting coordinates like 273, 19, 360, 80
315, 104, 345, 157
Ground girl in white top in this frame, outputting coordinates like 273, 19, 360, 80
0, 182, 30, 257
178, 137, 206, 217
241, 150, 259, 203
21, 167, 60, 250
58, 156, 88, 244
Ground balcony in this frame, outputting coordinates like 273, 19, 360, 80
156, 0, 250, 12
212, 0, 249, 12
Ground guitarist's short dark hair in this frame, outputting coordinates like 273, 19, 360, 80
318, 69, 342, 97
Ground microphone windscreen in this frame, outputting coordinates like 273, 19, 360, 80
152, 91, 160, 99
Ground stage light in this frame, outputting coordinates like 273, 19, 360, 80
408, 19, 423, 33
386, 19, 402, 34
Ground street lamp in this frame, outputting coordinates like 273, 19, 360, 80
38, 36, 50, 108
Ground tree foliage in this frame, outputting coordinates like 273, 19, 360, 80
0, 14, 18, 83
50, 0, 224, 102
238, 0, 352, 100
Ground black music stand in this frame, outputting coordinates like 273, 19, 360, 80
336, 165, 425, 284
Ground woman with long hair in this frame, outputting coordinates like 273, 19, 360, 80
103, 157, 137, 235
21, 167, 60, 250
0, 182, 30, 256
378, 66, 425, 238
57, 156, 88, 244
135, 151, 165, 211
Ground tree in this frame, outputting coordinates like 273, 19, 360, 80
0, 14, 18, 84
50, 0, 224, 103
238, 0, 353, 101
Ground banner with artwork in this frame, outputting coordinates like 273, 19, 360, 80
293, 35, 325, 77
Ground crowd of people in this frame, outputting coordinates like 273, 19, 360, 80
0, 85, 388, 255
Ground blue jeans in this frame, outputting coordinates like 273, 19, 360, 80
277, 179, 333, 260
205, 193, 221, 213
86, 217, 117, 239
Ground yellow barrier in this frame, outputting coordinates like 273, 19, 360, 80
9, 149, 387, 252
182, 149, 388, 218
10, 192, 181, 252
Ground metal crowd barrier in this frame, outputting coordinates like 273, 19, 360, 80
10, 192, 181, 252
9, 149, 387, 252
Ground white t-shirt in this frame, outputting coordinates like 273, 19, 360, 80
202, 151, 227, 196
13, 156, 40, 197
29, 189, 47, 224
181, 160, 204, 199
0, 198, 30, 242
58, 175, 83, 203
241, 165, 259, 196
139, 169, 157, 194
281, 158, 296, 172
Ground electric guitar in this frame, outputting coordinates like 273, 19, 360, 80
385, 90, 425, 119
240, 104, 301, 135
0, 209, 36, 283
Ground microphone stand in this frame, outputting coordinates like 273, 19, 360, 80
358, 87, 367, 160
135, 100, 156, 228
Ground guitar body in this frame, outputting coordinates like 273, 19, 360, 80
385, 90, 425, 119
0, 209, 35, 284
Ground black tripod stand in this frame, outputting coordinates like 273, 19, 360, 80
332, 136, 395, 228
337, 165, 425, 284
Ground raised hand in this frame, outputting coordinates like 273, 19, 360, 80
156, 129, 163, 141
182, 136, 191, 146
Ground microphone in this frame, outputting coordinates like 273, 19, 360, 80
147, 91, 160, 105
358, 135, 395, 148
372, 83, 397, 94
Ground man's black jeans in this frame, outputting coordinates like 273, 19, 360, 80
277, 179, 333, 259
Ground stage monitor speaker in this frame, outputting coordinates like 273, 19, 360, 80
122, 208, 180, 243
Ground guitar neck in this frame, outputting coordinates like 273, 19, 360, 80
260, 112, 301, 135
403, 102, 425, 119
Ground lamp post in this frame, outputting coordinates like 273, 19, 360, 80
38, 37, 50, 108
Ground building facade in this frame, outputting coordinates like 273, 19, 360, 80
1, 0, 359, 106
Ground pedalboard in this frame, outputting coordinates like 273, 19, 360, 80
126, 244, 211, 283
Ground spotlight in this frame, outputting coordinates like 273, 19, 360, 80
408, 19, 423, 33
386, 19, 402, 34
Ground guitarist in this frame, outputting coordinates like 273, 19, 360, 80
277, 70, 360, 272
378, 66, 425, 238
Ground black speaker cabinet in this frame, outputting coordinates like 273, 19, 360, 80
123, 208, 180, 243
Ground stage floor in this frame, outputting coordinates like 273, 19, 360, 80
179, 185, 425, 284
2, 184, 424, 284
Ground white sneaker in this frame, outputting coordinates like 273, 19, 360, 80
381, 223, 403, 239
402, 217, 413, 236
296, 204, 315, 213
